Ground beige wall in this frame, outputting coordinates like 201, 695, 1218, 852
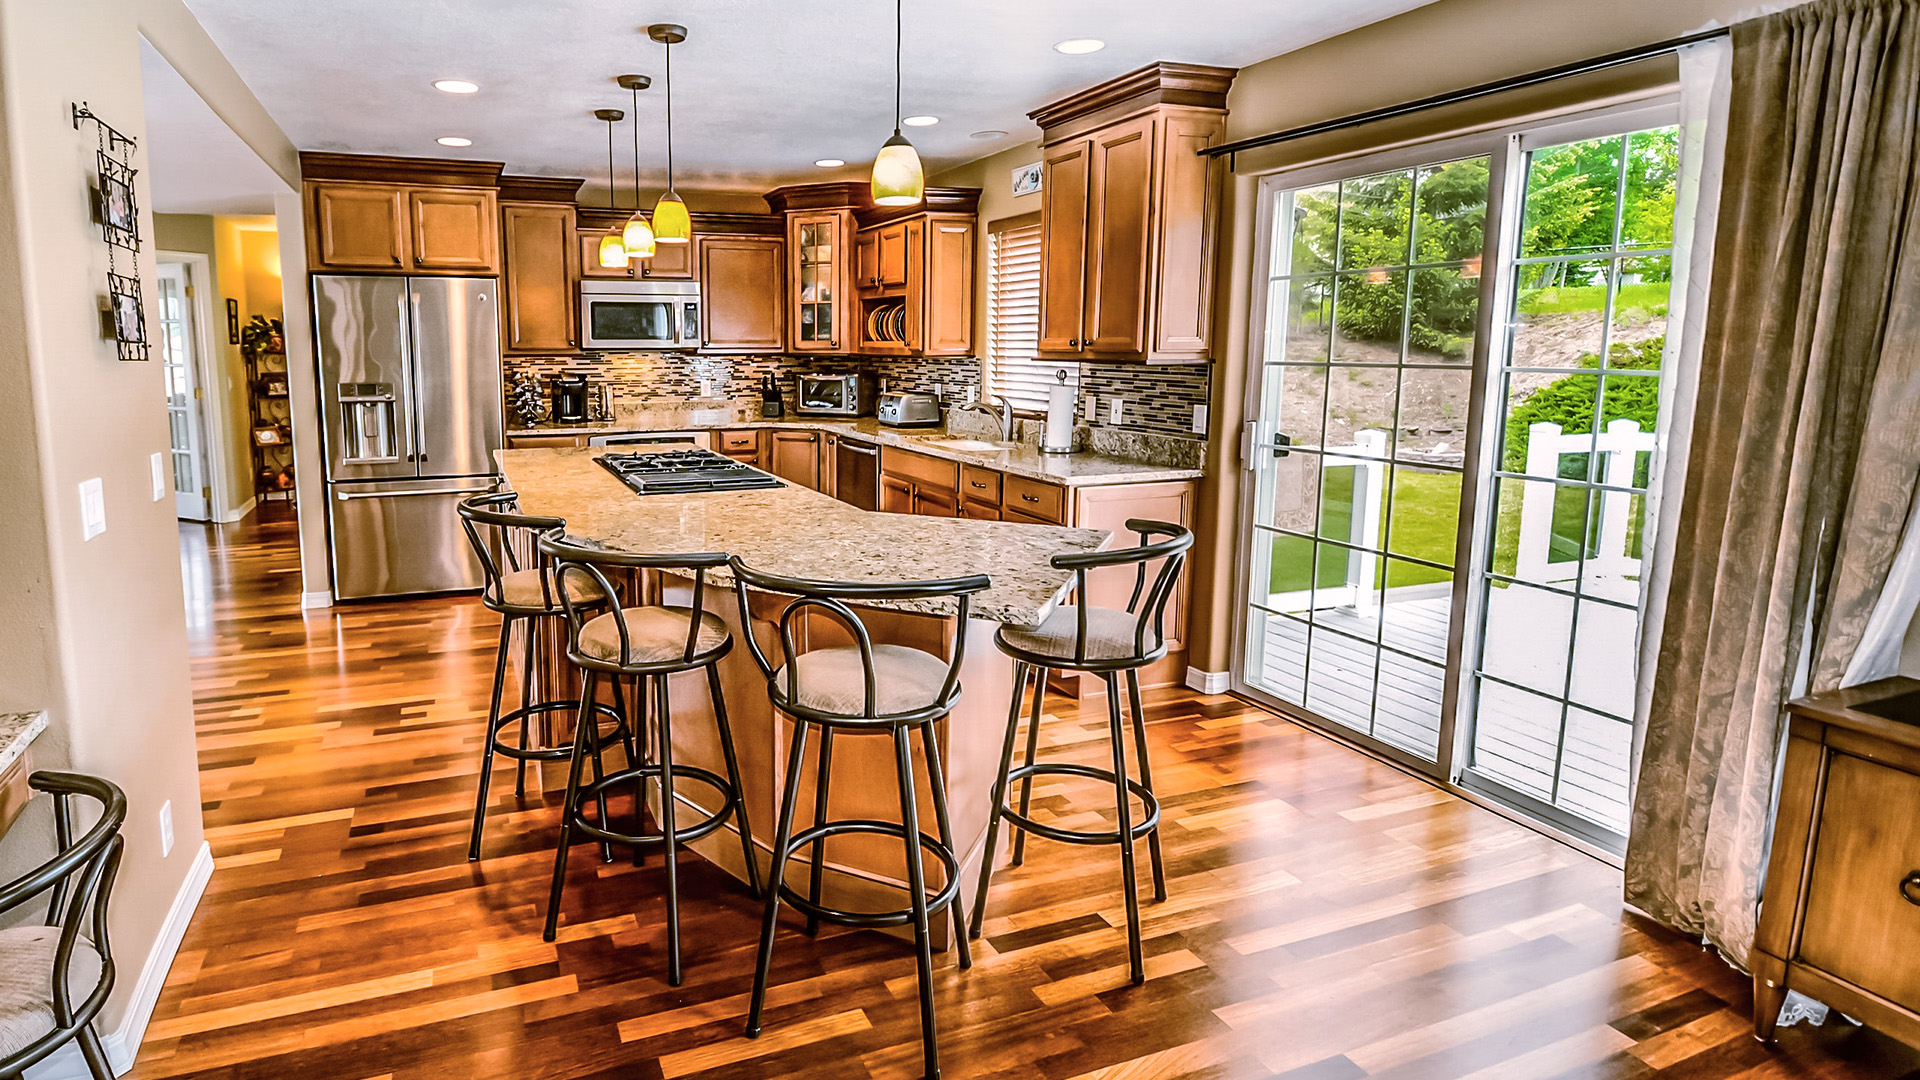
930, 140, 1044, 372
0, 0, 294, 1042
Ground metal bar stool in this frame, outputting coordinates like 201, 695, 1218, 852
538, 531, 762, 987
729, 557, 989, 1080
970, 519, 1193, 985
458, 492, 627, 862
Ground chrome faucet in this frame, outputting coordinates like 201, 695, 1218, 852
950, 396, 1014, 441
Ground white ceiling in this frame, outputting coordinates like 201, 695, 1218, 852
179, 0, 1441, 203
139, 39, 289, 215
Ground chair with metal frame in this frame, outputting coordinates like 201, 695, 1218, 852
0, 771, 127, 1080
457, 492, 626, 862
969, 519, 1193, 985
728, 556, 988, 1080
537, 531, 763, 987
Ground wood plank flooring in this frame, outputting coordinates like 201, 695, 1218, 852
136, 504, 1920, 1079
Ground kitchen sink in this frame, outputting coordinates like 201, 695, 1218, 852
920, 438, 1019, 452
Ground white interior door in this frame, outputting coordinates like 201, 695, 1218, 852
157, 262, 211, 521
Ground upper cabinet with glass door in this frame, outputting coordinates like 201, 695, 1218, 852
785, 209, 855, 353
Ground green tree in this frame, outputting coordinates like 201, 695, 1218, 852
1502, 335, 1665, 474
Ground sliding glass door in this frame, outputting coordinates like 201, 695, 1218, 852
1237, 105, 1689, 846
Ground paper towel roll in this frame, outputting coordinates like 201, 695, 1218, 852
1042, 368, 1075, 454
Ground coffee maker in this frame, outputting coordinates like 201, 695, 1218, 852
551, 374, 588, 424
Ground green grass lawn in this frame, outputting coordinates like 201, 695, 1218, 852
1268, 467, 1460, 595
1516, 280, 1670, 316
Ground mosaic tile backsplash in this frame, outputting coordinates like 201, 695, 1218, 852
501, 353, 1212, 442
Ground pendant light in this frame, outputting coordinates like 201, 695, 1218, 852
594, 108, 628, 269
647, 24, 693, 244
617, 74, 656, 260
871, 0, 924, 206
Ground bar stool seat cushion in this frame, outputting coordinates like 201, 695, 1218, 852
578, 606, 728, 664
0, 925, 103, 1057
500, 568, 604, 610
998, 606, 1156, 662
772, 644, 950, 716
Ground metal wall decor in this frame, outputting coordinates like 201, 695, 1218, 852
73, 102, 148, 361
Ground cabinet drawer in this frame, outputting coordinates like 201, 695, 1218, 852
507, 434, 588, 449
1003, 475, 1066, 524
880, 447, 958, 492
717, 430, 761, 453
1800, 753, 1920, 1010
960, 466, 1001, 507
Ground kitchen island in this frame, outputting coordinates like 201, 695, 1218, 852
497, 446, 1109, 940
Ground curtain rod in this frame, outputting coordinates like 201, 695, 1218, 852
1205, 26, 1730, 164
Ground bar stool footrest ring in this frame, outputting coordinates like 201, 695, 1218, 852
567, 764, 737, 849
997, 762, 1161, 846
492, 700, 625, 764
775, 818, 961, 930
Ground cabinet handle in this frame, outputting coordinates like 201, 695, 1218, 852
1069, 338, 1080, 348
1021, 493, 1040, 503
1902, 872, 1920, 907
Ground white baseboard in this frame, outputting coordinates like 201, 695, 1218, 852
26, 841, 213, 1079
300, 590, 333, 609
1184, 666, 1231, 695
217, 496, 257, 524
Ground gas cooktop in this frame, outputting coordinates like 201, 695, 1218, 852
597, 448, 786, 496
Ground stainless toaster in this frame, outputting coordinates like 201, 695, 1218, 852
877, 391, 941, 427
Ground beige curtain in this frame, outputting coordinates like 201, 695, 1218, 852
1625, 0, 1920, 965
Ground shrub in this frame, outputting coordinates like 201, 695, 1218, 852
1501, 335, 1664, 474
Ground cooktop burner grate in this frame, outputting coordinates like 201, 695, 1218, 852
596, 448, 786, 496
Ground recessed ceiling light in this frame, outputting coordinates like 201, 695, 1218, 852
437, 136, 473, 147
814, 158, 845, 168
969, 129, 1009, 140
432, 79, 479, 94
902, 115, 939, 127
1053, 38, 1106, 55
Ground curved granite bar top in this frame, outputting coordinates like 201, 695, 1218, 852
496, 447, 1109, 625
508, 406, 1203, 488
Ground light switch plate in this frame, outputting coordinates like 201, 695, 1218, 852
1107, 397, 1125, 425
150, 451, 166, 501
1192, 404, 1209, 435
1084, 395, 1098, 422
79, 478, 105, 540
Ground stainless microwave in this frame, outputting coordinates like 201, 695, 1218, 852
795, 373, 875, 417
580, 279, 701, 350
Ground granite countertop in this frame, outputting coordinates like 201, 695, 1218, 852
497, 447, 1109, 625
0, 710, 48, 773
507, 406, 1204, 488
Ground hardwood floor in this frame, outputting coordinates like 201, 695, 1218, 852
136, 504, 1920, 1080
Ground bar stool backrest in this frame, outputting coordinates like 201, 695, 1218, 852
538, 530, 729, 672
1054, 519, 1194, 667
728, 557, 991, 725
457, 491, 564, 612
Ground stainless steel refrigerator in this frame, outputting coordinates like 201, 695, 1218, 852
315, 274, 503, 599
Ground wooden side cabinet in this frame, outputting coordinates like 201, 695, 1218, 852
311, 182, 410, 270
698, 235, 785, 353
768, 429, 822, 490
410, 188, 498, 272
1753, 677, 1920, 1051
500, 202, 578, 353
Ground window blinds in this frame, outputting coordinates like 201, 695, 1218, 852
985, 221, 1055, 412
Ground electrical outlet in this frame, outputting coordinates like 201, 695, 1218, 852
159, 800, 174, 857
698, 378, 712, 397
1084, 395, 1098, 421
1107, 397, 1125, 425
79, 478, 105, 540
150, 451, 166, 501
1192, 404, 1209, 435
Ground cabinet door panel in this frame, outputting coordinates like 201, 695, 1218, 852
1070, 481, 1195, 649
1038, 139, 1091, 352
1085, 116, 1154, 355
1799, 753, 1920, 1013
639, 240, 695, 280
1151, 111, 1224, 358
699, 236, 785, 352
312, 183, 408, 270
924, 218, 974, 355
769, 430, 821, 490
856, 230, 881, 290
880, 474, 915, 515
501, 204, 577, 353
789, 211, 851, 352
411, 188, 498, 272
877, 223, 909, 287
915, 486, 957, 518
580, 230, 638, 279
959, 501, 1000, 521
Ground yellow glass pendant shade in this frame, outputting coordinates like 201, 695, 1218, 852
622, 212, 655, 257
597, 231, 627, 268
871, 132, 924, 206
653, 191, 691, 243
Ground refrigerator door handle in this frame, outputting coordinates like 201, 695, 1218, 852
335, 486, 493, 501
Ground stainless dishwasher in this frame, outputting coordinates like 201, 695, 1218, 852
834, 437, 879, 510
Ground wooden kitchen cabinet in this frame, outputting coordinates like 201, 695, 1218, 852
1032, 63, 1233, 363
506, 434, 589, 449
1002, 475, 1066, 525
874, 221, 909, 289
409, 188, 498, 272
500, 202, 578, 353
715, 429, 764, 468
1753, 678, 1920, 1052
698, 235, 785, 353
855, 230, 880, 294
879, 447, 959, 518
768, 429, 822, 490
637, 239, 695, 280
959, 465, 1001, 519
786, 209, 855, 353
310, 182, 410, 270
853, 213, 974, 356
